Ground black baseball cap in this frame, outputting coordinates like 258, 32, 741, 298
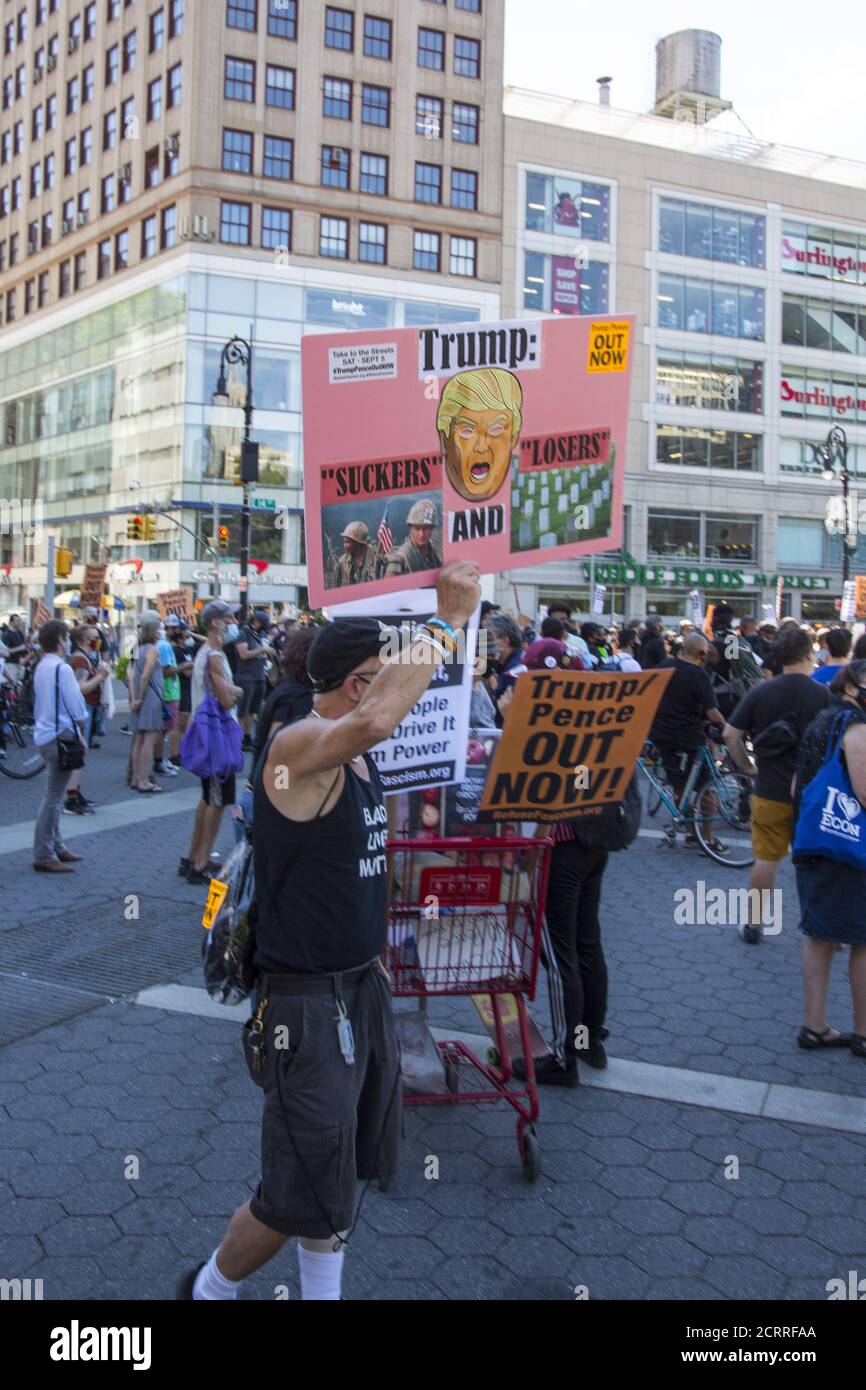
308, 618, 394, 693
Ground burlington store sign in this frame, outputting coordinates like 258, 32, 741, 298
583, 553, 832, 591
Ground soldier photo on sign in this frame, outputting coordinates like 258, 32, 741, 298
332, 521, 378, 588
320, 492, 443, 591
384, 499, 443, 577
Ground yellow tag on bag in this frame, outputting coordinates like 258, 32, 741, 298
202, 878, 229, 931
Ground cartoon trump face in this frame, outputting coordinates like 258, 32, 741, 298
437, 367, 523, 503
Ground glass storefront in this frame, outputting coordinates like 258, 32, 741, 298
0, 265, 486, 578
659, 198, 765, 267
656, 351, 763, 413
0, 278, 187, 510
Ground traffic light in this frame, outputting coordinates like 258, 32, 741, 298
218, 526, 230, 552
141, 515, 157, 541
55, 546, 73, 578
127, 515, 143, 541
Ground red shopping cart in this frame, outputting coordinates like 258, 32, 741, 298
385, 836, 552, 1181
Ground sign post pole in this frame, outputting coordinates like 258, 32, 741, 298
45, 535, 56, 617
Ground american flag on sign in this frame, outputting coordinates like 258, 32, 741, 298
377, 503, 393, 554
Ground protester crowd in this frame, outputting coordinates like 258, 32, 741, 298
10, 577, 866, 1298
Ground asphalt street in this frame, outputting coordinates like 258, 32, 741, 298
1, 714, 864, 1301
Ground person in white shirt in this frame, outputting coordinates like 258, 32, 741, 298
32, 620, 88, 873
609, 627, 642, 672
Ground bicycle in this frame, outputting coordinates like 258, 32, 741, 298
638, 729, 755, 869
0, 682, 45, 780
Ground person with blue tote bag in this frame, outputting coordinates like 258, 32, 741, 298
792, 658, 866, 1057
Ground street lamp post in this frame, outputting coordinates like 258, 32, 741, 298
214, 331, 257, 622
819, 424, 857, 586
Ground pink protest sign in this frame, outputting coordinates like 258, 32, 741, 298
302, 314, 634, 608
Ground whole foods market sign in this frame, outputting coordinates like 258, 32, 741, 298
584, 553, 831, 591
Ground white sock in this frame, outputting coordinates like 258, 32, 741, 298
193, 1248, 242, 1301
298, 1245, 345, 1301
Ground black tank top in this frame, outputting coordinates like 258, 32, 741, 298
253, 752, 388, 974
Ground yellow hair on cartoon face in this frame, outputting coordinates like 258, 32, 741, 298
436, 368, 523, 444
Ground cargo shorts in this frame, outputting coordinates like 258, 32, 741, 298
245, 959, 401, 1240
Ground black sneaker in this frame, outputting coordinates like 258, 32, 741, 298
511, 1054, 579, 1088
176, 1263, 205, 1300
185, 865, 219, 885
152, 763, 167, 776
76, 792, 95, 807
582, 1039, 608, 1070
739, 925, 762, 945
88, 741, 101, 750
63, 797, 91, 816
178, 857, 190, 876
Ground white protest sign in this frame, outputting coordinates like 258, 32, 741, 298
592, 583, 607, 617
689, 588, 704, 626
329, 587, 476, 794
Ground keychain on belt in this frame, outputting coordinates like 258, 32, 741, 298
335, 997, 355, 1066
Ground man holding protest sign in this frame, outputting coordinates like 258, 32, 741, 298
180, 559, 480, 1304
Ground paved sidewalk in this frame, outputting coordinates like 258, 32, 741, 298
1, 728, 865, 1300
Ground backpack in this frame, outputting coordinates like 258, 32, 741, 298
713, 631, 764, 705
568, 772, 642, 852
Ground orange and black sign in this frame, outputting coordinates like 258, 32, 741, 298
479, 668, 673, 822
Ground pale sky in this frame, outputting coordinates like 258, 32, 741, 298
504, 0, 866, 165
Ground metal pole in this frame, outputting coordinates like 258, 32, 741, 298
589, 553, 596, 620
239, 327, 254, 624
211, 500, 220, 598
842, 460, 851, 587
46, 534, 56, 615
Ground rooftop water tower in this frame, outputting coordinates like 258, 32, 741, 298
653, 30, 732, 123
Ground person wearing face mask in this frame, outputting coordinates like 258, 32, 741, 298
151, 620, 181, 778
31, 621, 88, 873
128, 619, 167, 793
167, 615, 199, 765
64, 625, 111, 815
181, 600, 243, 884
233, 610, 272, 753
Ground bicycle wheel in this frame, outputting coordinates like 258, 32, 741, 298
693, 772, 754, 869
0, 720, 46, 779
